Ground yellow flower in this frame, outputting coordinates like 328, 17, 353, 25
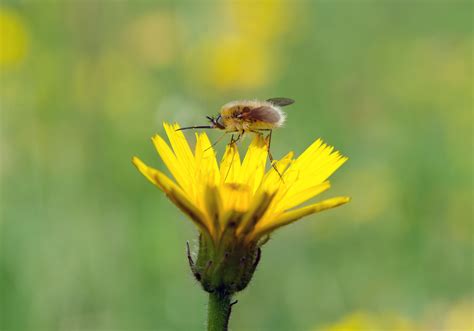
133, 122, 349, 245
133, 122, 349, 294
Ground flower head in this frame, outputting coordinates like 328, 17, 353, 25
133, 123, 349, 293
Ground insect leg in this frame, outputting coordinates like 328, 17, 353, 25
252, 129, 284, 181
266, 130, 284, 180
266, 130, 275, 164
204, 131, 228, 152
231, 131, 243, 144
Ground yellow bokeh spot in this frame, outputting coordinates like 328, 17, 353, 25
200, 36, 274, 91
0, 8, 28, 67
183, 0, 301, 91
226, 0, 290, 42
443, 301, 474, 331
321, 312, 379, 331
319, 311, 419, 331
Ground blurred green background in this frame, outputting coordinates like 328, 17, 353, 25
1, 1, 472, 330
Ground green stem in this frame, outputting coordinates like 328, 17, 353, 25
207, 291, 233, 331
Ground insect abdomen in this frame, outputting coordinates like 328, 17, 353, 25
220, 101, 286, 131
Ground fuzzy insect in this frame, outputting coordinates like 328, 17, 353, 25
178, 97, 295, 177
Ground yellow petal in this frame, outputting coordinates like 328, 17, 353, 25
195, 132, 220, 187
152, 134, 191, 194
132, 156, 212, 237
239, 134, 268, 192
304, 152, 347, 186
237, 190, 276, 236
220, 143, 241, 184
163, 123, 196, 189
255, 152, 297, 226
132, 156, 179, 192
293, 138, 324, 170
252, 196, 351, 239
274, 140, 348, 210
167, 187, 212, 238
260, 151, 294, 190
278, 181, 331, 211
292, 141, 348, 188
164, 123, 195, 167
219, 182, 252, 213
203, 185, 223, 238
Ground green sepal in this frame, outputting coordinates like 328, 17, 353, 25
189, 221, 262, 295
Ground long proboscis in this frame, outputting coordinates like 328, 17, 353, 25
176, 125, 215, 131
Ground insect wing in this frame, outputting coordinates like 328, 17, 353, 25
266, 97, 295, 107
241, 106, 281, 123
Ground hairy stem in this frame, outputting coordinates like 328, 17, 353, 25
207, 291, 233, 331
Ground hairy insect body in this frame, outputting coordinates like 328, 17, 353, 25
177, 97, 294, 178
220, 100, 286, 133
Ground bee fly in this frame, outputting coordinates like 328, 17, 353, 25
177, 97, 295, 178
